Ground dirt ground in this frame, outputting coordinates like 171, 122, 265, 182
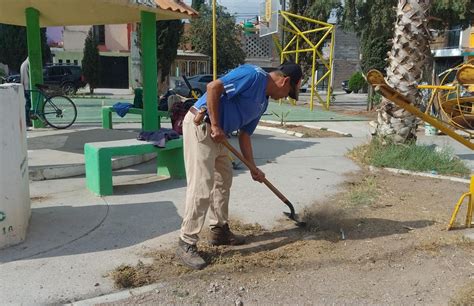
107, 170, 473, 305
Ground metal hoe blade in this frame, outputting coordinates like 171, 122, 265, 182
282, 200, 306, 227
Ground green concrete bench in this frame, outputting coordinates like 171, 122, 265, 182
102, 106, 170, 129
84, 138, 185, 196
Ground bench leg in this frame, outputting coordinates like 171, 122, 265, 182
85, 145, 113, 196
102, 108, 113, 129
156, 147, 186, 179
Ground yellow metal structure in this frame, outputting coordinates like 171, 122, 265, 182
367, 69, 473, 230
278, 11, 335, 110
447, 176, 473, 230
417, 61, 474, 136
212, 0, 217, 81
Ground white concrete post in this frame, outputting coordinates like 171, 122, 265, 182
0, 84, 31, 249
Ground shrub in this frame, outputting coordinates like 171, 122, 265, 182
348, 71, 366, 93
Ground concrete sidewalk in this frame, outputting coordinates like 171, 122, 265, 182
26, 123, 157, 180
1, 119, 473, 304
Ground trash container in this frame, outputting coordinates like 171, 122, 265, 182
0, 84, 30, 249
133, 87, 143, 109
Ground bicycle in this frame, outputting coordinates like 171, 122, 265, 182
27, 84, 77, 129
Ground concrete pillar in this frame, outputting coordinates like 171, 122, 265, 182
0, 84, 31, 249
140, 11, 158, 131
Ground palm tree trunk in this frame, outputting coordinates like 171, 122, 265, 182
374, 0, 432, 143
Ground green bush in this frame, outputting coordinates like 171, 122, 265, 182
0, 67, 6, 78
348, 71, 366, 93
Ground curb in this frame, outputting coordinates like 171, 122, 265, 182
369, 166, 471, 184
299, 124, 353, 137
257, 125, 304, 138
69, 283, 166, 305
29, 153, 156, 181
258, 120, 352, 137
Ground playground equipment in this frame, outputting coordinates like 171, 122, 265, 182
258, 0, 335, 110
419, 60, 474, 134
367, 69, 473, 230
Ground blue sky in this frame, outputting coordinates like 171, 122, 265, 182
183, 0, 261, 22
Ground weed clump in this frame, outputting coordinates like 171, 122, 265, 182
348, 139, 469, 176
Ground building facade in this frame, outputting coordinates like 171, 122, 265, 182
46, 24, 210, 89
431, 24, 474, 78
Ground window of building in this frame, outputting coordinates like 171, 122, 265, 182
190, 61, 197, 76
447, 27, 461, 49
74, 60, 78, 65
199, 61, 207, 74
179, 61, 187, 76
93, 25, 106, 45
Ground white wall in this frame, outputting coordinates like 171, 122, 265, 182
63, 26, 91, 51
105, 24, 129, 51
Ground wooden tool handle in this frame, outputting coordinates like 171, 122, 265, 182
222, 140, 289, 202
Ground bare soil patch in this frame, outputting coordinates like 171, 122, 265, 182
259, 122, 346, 138
108, 171, 473, 305
30, 196, 51, 203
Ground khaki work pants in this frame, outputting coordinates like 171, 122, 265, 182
180, 112, 233, 245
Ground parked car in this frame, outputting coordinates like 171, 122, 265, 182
3, 64, 86, 95
172, 74, 219, 97
341, 80, 352, 94
4, 74, 20, 83
43, 64, 86, 95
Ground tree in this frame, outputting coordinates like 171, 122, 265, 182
0, 24, 51, 73
189, 4, 245, 74
191, 0, 205, 11
82, 28, 100, 94
341, 0, 472, 143
156, 20, 184, 84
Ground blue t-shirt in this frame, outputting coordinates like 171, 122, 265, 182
194, 64, 269, 135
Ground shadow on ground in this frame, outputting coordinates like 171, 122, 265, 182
0, 201, 180, 263
224, 218, 435, 257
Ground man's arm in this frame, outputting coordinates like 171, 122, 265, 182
238, 131, 265, 182
206, 80, 226, 143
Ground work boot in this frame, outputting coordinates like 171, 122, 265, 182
209, 224, 245, 246
176, 239, 207, 270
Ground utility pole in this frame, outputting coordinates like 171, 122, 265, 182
280, 0, 286, 58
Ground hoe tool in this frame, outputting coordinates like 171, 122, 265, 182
222, 140, 306, 227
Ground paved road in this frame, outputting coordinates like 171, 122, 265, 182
70, 91, 369, 124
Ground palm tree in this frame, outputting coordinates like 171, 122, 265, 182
373, 0, 432, 143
